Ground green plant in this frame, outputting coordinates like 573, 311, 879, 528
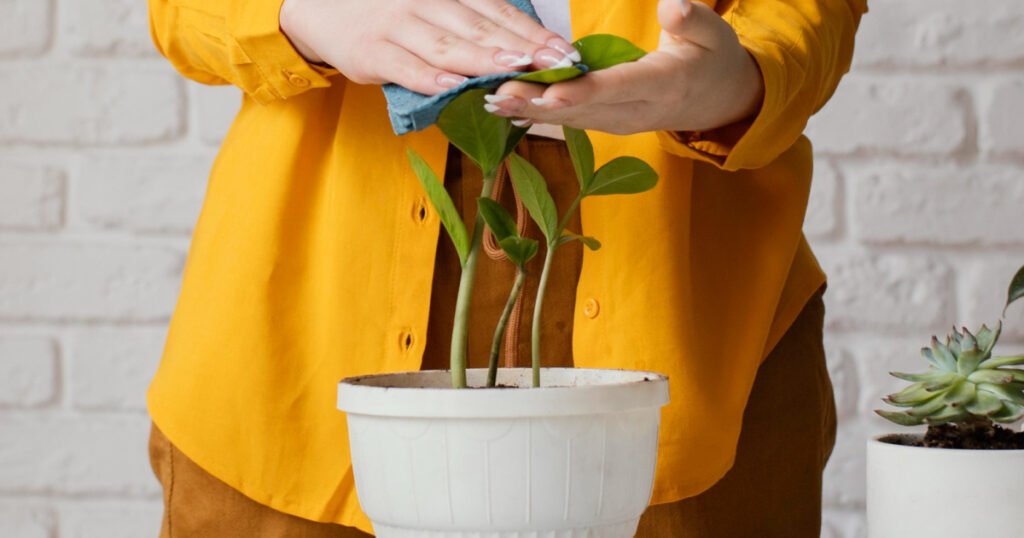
406, 34, 656, 388
877, 265, 1024, 427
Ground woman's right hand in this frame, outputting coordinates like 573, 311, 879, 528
280, 0, 579, 95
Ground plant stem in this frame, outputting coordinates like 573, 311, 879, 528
449, 171, 497, 389
531, 246, 557, 388
556, 195, 583, 236
487, 268, 527, 388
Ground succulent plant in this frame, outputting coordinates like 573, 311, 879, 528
877, 322, 1024, 426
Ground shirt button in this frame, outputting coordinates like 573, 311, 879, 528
284, 71, 310, 87
583, 298, 600, 319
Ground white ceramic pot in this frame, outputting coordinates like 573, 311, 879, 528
867, 434, 1024, 537
337, 368, 669, 538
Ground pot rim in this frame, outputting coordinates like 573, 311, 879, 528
869, 432, 1024, 453
338, 367, 669, 418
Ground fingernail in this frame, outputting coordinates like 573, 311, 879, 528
511, 118, 533, 128
536, 50, 574, 69
546, 37, 581, 63
484, 103, 503, 113
484, 94, 512, 104
495, 50, 533, 68
437, 73, 467, 88
678, 0, 692, 16
530, 97, 568, 109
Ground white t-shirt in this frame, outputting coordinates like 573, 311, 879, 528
528, 0, 573, 138
532, 0, 573, 41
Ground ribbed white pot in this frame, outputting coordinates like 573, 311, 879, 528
867, 434, 1024, 537
337, 368, 669, 538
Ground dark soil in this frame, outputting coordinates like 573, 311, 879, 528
916, 421, 1024, 449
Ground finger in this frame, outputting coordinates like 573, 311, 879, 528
372, 42, 467, 95
657, 0, 732, 49
541, 60, 662, 106
414, 1, 543, 62
389, 16, 533, 76
459, 0, 581, 61
484, 80, 545, 116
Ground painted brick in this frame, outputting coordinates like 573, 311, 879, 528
825, 344, 859, 421
76, 155, 211, 234
60, 501, 162, 538
0, 336, 58, 408
854, 0, 1024, 68
822, 508, 866, 538
194, 83, 240, 146
70, 328, 165, 412
823, 419, 867, 509
850, 165, 1024, 246
820, 250, 953, 334
960, 260, 1024, 342
0, 162, 64, 230
982, 79, 1024, 157
0, 242, 184, 323
0, 414, 157, 496
0, 0, 52, 57
0, 66, 184, 146
805, 159, 842, 239
0, 503, 54, 538
63, 0, 155, 57
806, 78, 967, 156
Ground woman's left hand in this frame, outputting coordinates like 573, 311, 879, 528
487, 0, 765, 135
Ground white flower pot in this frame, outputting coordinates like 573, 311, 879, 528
337, 368, 669, 538
867, 434, 1024, 537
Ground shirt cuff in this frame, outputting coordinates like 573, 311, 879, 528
227, 0, 336, 104
658, 32, 803, 172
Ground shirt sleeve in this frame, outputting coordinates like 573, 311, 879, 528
658, 0, 867, 171
148, 0, 336, 104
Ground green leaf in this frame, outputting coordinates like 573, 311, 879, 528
437, 89, 515, 175
966, 390, 1004, 416
991, 401, 1024, 423
563, 126, 595, 190
980, 355, 1024, 368
507, 153, 558, 242
406, 148, 469, 265
503, 124, 529, 163
476, 197, 517, 242
875, 410, 925, 426
515, 66, 585, 84
975, 322, 1001, 356
558, 233, 601, 251
574, 34, 647, 71
968, 370, 1015, 385
977, 382, 1024, 406
585, 157, 659, 197
929, 337, 959, 372
884, 382, 941, 406
1005, 265, 1024, 316
497, 236, 539, 267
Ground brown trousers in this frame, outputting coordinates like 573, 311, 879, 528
150, 137, 836, 537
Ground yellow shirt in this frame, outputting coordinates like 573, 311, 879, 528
147, 0, 864, 533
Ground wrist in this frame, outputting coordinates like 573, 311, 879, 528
280, 0, 324, 64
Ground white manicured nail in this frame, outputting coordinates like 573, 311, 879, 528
536, 51, 574, 69
484, 94, 513, 104
495, 51, 534, 68
511, 119, 533, 128
530, 97, 567, 108
546, 37, 581, 63
484, 103, 502, 113
678, 0, 692, 16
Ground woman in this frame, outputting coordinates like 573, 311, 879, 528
146, 0, 865, 535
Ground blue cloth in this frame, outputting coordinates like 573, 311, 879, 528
383, 0, 541, 135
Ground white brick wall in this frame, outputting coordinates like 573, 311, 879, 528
0, 1, 1022, 536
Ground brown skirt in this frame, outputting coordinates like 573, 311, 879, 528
149, 137, 836, 537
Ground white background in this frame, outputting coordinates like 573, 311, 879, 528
1, 1, 1023, 536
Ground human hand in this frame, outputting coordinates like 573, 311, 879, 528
279, 0, 581, 95
483, 0, 765, 135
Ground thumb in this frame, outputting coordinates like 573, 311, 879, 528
657, 0, 729, 49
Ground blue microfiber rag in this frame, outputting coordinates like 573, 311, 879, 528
382, 0, 542, 135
